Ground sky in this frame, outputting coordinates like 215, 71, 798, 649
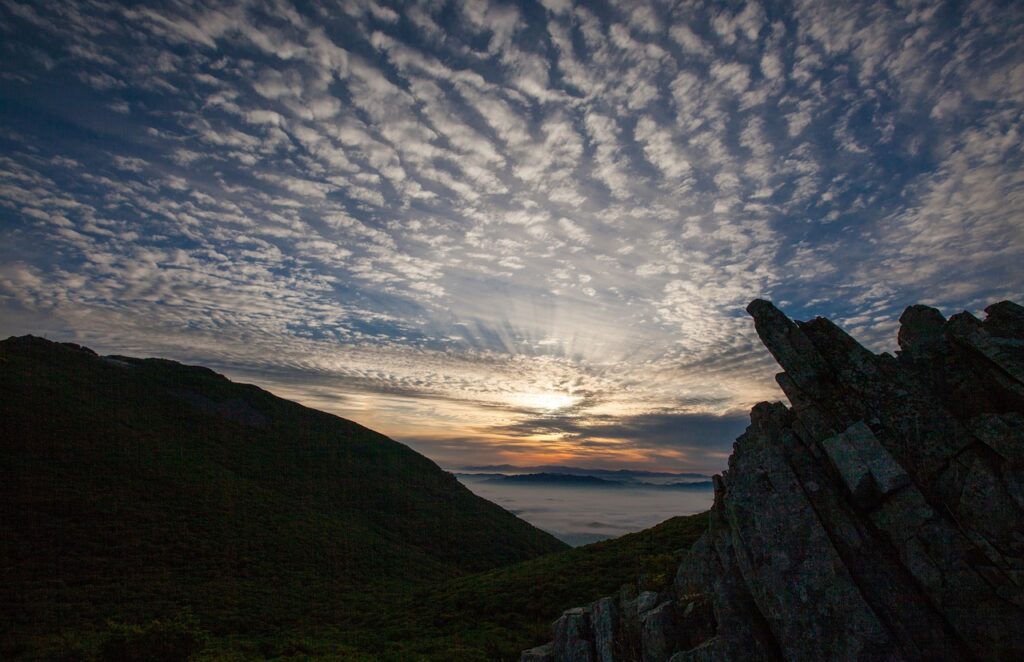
1, 0, 1022, 474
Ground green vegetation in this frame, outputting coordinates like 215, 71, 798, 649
350, 511, 710, 661
10, 513, 707, 661
98, 611, 207, 662
0, 336, 709, 660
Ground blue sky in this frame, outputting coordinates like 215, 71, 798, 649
1, 0, 1021, 472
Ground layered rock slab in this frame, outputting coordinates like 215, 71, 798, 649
525, 300, 1024, 661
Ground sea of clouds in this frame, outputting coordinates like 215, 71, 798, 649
457, 474, 714, 546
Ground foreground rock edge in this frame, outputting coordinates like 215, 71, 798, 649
525, 299, 1024, 662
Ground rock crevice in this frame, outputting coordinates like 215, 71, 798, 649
524, 300, 1024, 661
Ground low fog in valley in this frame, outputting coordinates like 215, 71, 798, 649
457, 475, 714, 546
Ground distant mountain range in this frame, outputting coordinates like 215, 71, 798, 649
455, 464, 713, 491
472, 472, 714, 490
457, 464, 711, 483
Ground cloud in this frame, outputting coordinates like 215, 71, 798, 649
498, 410, 748, 452
669, 23, 711, 57
0, 0, 1021, 474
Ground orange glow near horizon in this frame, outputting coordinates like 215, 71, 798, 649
219, 325, 773, 475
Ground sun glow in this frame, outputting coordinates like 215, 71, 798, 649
513, 391, 578, 412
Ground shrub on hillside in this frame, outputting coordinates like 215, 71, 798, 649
98, 611, 206, 662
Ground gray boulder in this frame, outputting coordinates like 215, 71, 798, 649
589, 597, 618, 662
554, 607, 595, 662
522, 642, 555, 662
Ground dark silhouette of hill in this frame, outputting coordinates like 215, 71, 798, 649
0, 335, 566, 647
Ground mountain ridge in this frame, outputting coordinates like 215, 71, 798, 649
0, 334, 566, 645
458, 465, 711, 481
477, 473, 714, 490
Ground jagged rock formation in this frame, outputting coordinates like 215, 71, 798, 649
524, 300, 1024, 661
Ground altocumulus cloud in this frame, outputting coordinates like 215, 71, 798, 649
0, 0, 1021, 471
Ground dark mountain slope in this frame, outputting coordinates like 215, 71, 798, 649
0, 336, 566, 640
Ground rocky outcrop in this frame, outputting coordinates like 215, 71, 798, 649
524, 300, 1024, 661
